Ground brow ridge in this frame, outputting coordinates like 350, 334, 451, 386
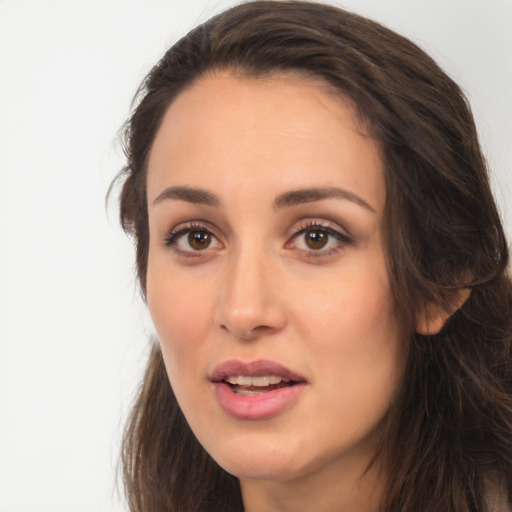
274, 187, 375, 211
153, 186, 221, 208
152, 185, 374, 212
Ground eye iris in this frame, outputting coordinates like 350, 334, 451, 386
305, 229, 328, 249
188, 231, 211, 250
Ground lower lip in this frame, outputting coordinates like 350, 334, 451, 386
213, 382, 306, 420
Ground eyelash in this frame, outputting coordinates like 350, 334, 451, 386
164, 221, 221, 259
163, 220, 354, 260
286, 220, 354, 260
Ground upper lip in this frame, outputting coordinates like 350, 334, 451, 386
209, 359, 306, 383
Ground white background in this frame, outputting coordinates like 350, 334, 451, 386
0, 1, 510, 511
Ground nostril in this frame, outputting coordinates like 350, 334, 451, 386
252, 325, 274, 334
219, 323, 273, 340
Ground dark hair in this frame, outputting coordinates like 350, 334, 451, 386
114, 1, 512, 510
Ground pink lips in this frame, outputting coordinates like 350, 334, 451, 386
209, 359, 307, 420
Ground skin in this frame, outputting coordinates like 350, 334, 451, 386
145, 71, 405, 512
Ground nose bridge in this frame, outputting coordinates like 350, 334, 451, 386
215, 240, 285, 339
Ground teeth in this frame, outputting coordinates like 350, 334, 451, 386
225, 375, 290, 386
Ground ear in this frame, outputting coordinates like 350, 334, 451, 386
415, 288, 471, 335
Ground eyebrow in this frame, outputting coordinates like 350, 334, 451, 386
152, 186, 221, 208
274, 187, 375, 212
152, 185, 374, 212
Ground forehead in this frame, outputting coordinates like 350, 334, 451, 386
146, 71, 385, 213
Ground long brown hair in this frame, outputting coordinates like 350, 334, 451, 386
114, 2, 512, 510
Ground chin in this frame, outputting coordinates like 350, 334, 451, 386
221, 459, 307, 482
206, 437, 317, 482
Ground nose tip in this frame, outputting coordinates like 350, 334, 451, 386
214, 253, 286, 340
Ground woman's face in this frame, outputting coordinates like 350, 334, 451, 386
146, 72, 404, 484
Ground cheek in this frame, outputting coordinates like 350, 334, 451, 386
294, 258, 397, 346
291, 255, 402, 400
146, 263, 215, 381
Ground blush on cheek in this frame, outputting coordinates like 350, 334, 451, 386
148, 279, 211, 362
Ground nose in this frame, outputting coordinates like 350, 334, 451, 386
214, 248, 287, 340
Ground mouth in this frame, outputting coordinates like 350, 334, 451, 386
210, 359, 306, 388
223, 375, 296, 396
209, 359, 307, 419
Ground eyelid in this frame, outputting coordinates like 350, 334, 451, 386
285, 219, 354, 256
164, 221, 223, 256
163, 218, 353, 260
289, 218, 353, 239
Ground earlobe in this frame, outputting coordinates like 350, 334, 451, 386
415, 288, 471, 335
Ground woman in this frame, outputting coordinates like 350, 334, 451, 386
113, 1, 512, 510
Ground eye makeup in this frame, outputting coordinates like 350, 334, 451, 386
162, 217, 355, 263
163, 221, 223, 259
285, 219, 355, 261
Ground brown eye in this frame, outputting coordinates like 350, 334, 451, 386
188, 231, 211, 250
304, 229, 329, 250
286, 222, 353, 257
165, 224, 223, 256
